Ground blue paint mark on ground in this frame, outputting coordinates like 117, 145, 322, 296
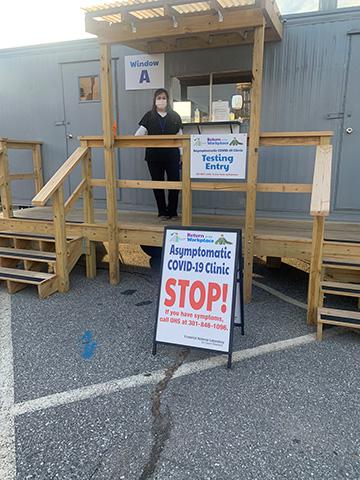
81, 330, 97, 360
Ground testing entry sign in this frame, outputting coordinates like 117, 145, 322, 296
154, 227, 241, 368
191, 134, 247, 179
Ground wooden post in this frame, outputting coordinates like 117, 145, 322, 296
32, 144, 44, 193
53, 185, 69, 292
307, 135, 331, 325
243, 21, 265, 303
100, 42, 120, 284
307, 215, 325, 325
0, 140, 13, 218
182, 138, 192, 226
81, 143, 96, 278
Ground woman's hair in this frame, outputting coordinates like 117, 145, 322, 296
152, 88, 170, 112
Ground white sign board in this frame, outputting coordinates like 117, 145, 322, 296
154, 227, 240, 354
191, 134, 247, 179
125, 54, 165, 90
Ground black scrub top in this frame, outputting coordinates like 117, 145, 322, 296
139, 109, 183, 163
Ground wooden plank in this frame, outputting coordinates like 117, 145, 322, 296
38, 276, 59, 299
86, 8, 264, 43
117, 179, 183, 190
261, 0, 283, 40
81, 144, 96, 279
257, 183, 312, 193
9, 173, 34, 181
100, 43, 120, 284
0, 141, 13, 218
64, 178, 86, 215
307, 215, 325, 325
310, 144, 332, 216
32, 146, 88, 206
243, 21, 265, 303
53, 186, 69, 292
1, 138, 42, 145
32, 144, 44, 193
0, 266, 55, 281
192, 182, 247, 192
79, 132, 334, 149
319, 307, 360, 321
182, 137, 192, 226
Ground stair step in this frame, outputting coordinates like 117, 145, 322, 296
0, 247, 56, 263
321, 281, 360, 297
318, 307, 360, 327
0, 266, 55, 285
322, 257, 360, 270
324, 238, 360, 245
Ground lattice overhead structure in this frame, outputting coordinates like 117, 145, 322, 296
83, 0, 282, 52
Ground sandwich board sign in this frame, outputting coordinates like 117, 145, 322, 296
190, 134, 247, 179
153, 226, 244, 368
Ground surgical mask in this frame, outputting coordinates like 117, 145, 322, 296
156, 99, 167, 109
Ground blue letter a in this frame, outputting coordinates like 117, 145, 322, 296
139, 69, 150, 84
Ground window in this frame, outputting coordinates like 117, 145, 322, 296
172, 71, 252, 123
79, 76, 100, 102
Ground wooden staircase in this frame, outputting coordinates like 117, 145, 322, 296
0, 231, 83, 298
317, 244, 360, 340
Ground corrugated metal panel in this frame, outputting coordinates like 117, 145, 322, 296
1, 10, 360, 219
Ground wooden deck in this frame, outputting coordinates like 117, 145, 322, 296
8, 207, 360, 260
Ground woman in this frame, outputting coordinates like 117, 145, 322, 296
135, 88, 182, 220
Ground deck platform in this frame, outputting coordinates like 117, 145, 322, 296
6, 207, 360, 261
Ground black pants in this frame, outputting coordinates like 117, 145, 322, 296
147, 159, 180, 216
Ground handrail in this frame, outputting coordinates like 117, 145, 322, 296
32, 146, 89, 206
79, 131, 334, 148
310, 144, 332, 216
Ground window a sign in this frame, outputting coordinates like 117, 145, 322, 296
153, 227, 244, 368
125, 54, 165, 90
190, 134, 247, 179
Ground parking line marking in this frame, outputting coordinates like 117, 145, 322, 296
0, 292, 16, 480
13, 332, 319, 417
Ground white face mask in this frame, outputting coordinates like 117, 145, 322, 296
156, 98, 167, 109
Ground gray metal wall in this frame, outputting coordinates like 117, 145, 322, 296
0, 8, 359, 220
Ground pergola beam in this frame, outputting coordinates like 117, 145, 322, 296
86, 8, 264, 44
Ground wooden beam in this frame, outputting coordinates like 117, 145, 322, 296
192, 182, 247, 192
261, 0, 283, 40
32, 146, 88, 206
310, 144, 332, 216
81, 144, 96, 279
257, 183, 312, 193
53, 185, 69, 292
182, 139, 192, 226
86, 9, 264, 44
100, 43, 120, 285
117, 179, 182, 190
0, 141, 13, 218
9, 173, 34, 181
64, 179, 86, 215
244, 20, 265, 304
307, 216, 325, 325
32, 144, 44, 193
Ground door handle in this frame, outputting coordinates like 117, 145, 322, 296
345, 127, 353, 134
67, 133, 73, 139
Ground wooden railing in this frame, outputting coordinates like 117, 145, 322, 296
31, 131, 333, 316
0, 138, 43, 218
32, 144, 92, 292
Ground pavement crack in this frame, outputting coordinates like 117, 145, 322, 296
139, 349, 189, 480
